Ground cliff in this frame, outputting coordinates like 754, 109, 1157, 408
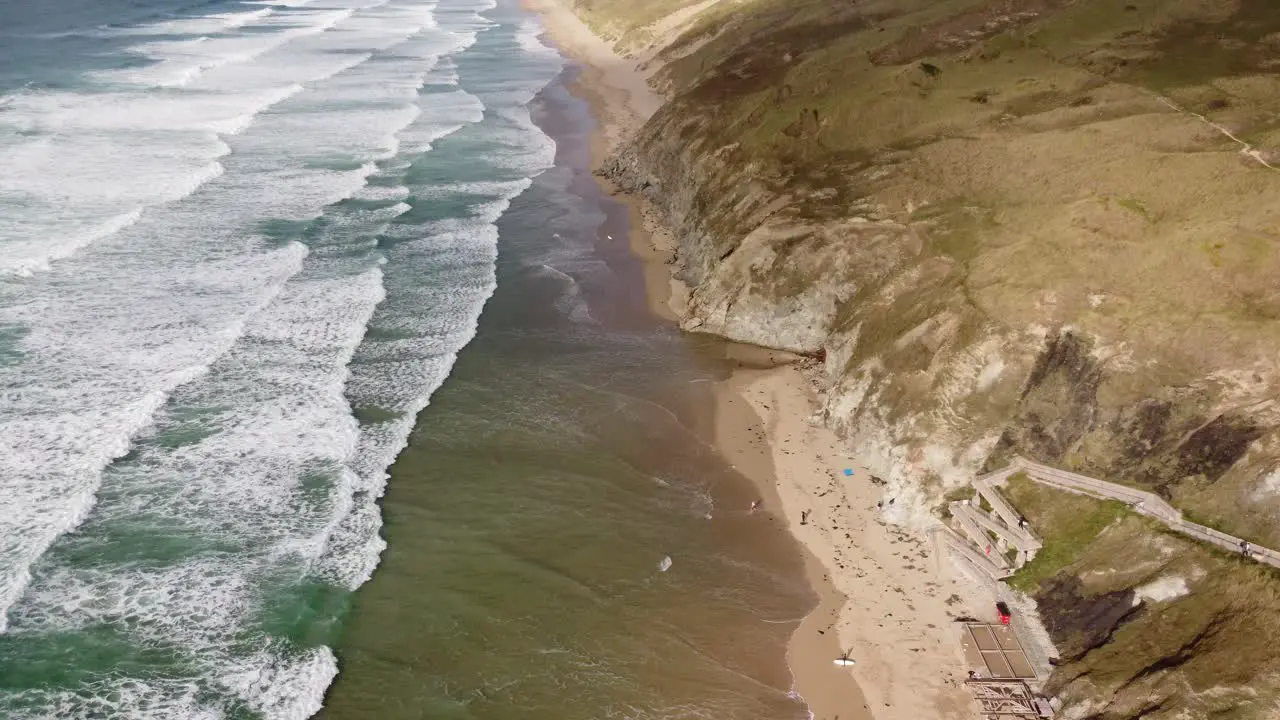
571, 0, 1280, 717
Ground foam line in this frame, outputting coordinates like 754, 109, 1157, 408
0, 1, 569, 715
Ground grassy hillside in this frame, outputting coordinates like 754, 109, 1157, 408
574, 0, 1280, 716
599, 0, 1280, 544
655, 0, 1280, 384
1004, 474, 1280, 719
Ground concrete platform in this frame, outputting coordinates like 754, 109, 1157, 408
960, 623, 1036, 681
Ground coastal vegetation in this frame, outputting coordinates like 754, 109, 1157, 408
1003, 472, 1132, 593
568, 0, 1280, 716
1002, 476, 1280, 719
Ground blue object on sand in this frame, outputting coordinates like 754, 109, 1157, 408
843, 468, 854, 476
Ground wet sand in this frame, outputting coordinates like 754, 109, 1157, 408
320, 47, 820, 720
524, 1, 988, 718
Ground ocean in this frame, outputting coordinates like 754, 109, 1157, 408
0, 0, 817, 717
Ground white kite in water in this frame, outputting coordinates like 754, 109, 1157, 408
658, 555, 672, 572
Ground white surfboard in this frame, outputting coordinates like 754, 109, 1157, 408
833, 658, 856, 666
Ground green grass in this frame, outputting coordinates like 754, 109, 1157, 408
1004, 473, 1131, 592
935, 482, 973, 519
653, 0, 1280, 411
911, 198, 1000, 264
1115, 196, 1155, 223
1059, 529, 1280, 709
989, 475, 1280, 714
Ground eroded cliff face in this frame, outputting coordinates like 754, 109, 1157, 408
606, 109, 1280, 543
601, 0, 1280, 541
585, 0, 1280, 716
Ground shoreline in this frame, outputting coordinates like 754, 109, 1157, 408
517, 0, 685, 322
322, 56, 812, 718
563, 62, 687, 322
524, 2, 985, 718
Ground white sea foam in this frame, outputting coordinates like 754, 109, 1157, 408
537, 263, 598, 325
221, 7, 277, 29
495, 105, 560, 175
423, 55, 462, 86
398, 88, 486, 154
311, 0, 567, 593
0, 0, 436, 621
246, 0, 323, 6
0, 0, 566, 715
113, 7, 277, 36
0, 241, 311, 632
0, 22, 368, 275
224, 646, 339, 720
94, 7, 360, 88
0, 209, 142, 277
515, 16, 556, 56
354, 183, 411, 203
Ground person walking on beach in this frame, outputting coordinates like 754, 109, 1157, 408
750, 499, 761, 513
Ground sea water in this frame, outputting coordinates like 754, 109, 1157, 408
0, 0, 818, 717
0, 0, 562, 715
320, 60, 818, 720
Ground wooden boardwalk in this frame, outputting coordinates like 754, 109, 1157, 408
966, 679, 1054, 719
943, 471, 1045, 579
936, 525, 1008, 579
974, 456, 1280, 570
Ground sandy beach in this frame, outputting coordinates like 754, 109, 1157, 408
520, 0, 686, 321
524, 2, 988, 718
716, 368, 987, 720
